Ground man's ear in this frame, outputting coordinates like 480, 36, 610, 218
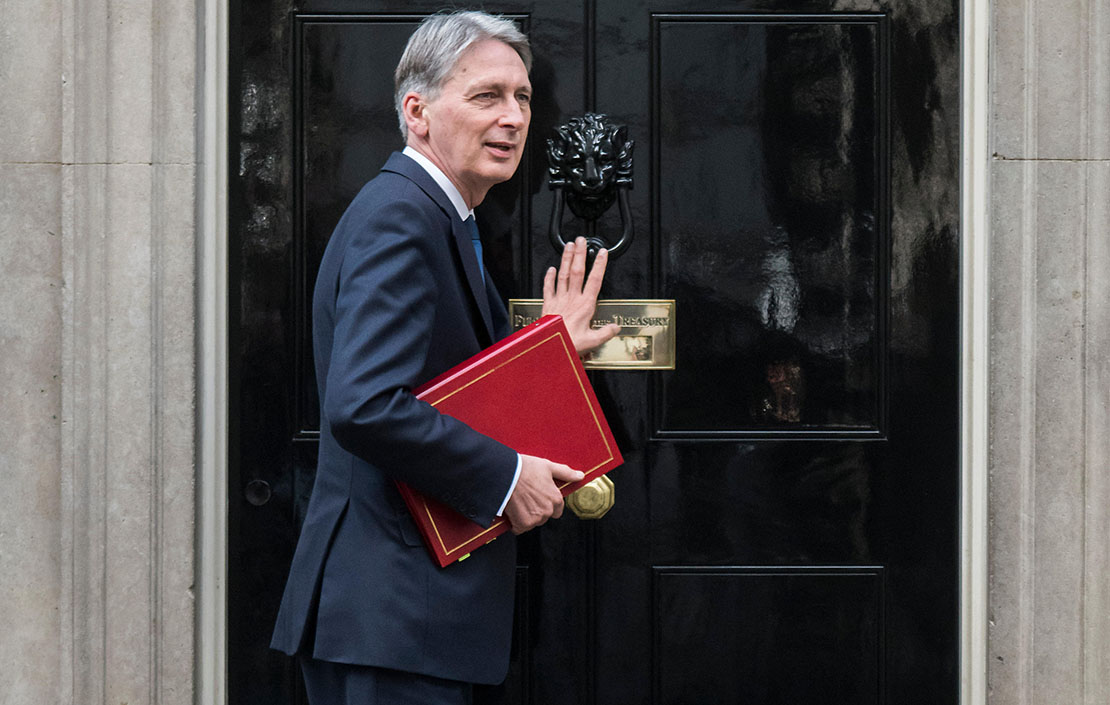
402, 92, 430, 139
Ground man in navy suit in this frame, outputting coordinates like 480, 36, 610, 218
270, 10, 618, 704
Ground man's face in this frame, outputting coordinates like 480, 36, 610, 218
414, 39, 532, 206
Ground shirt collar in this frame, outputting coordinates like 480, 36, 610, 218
402, 146, 474, 222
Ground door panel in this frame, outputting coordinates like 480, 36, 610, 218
654, 567, 882, 704
653, 15, 885, 436
230, 1, 959, 703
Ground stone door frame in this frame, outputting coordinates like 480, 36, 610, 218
198, 0, 230, 701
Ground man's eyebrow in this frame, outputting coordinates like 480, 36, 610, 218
465, 79, 531, 95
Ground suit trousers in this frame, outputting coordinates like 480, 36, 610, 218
300, 657, 474, 705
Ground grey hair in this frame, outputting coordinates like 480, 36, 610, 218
394, 10, 532, 140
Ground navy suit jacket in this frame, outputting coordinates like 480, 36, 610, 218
271, 152, 519, 685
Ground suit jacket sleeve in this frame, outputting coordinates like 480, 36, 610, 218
320, 189, 517, 527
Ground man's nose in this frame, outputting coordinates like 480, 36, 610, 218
499, 98, 526, 128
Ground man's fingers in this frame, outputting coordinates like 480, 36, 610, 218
557, 241, 574, 291
550, 463, 585, 484
507, 493, 562, 534
506, 456, 580, 535
542, 266, 557, 307
568, 237, 588, 291
572, 323, 620, 355
582, 247, 608, 299
588, 323, 620, 349
506, 502, 552, 534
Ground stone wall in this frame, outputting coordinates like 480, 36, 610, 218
989, 0, 1110, 702
0, 0, 199, 703
0, 1, 63, 701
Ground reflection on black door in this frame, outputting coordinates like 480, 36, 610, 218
230, 2, 959, 703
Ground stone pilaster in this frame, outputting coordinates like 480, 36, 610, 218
57, 1, 199, 704
989, 0, 1110, 702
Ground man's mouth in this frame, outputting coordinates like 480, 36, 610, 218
485, 141, 516, 155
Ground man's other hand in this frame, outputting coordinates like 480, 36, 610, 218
504, 455, 584, 534
542, 237, 621, 354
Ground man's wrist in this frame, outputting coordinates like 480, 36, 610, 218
495, 454, 523, 516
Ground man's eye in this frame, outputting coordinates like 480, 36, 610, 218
517, 93, 531, 105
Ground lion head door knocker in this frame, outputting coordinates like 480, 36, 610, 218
545, 113, 635, 260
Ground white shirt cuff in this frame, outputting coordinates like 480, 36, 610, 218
495, 454, 523, 517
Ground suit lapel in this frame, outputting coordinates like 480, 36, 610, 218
382, 153, 496, 343
486, 276, 510, 340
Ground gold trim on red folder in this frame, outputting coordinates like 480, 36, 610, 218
419, 329, 616, 557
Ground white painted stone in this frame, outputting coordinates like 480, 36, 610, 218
154, 1, 200, 165
988, 158, 1033, 705
990, 0, 1027, 159
0, 0, 62, 162
64, 0, 107, 165
62, 161, 198, 705
66, 0, 153, 165
62, 0, 198, 166
989, 157, 1110, 704
100, 163, 156, 705
57, 1, 199, 702
1088, 0, 1110, 160
153, 162, 198, 704
0, 163, 63, 704
1032, 0, 1088, 157
990, 0, 1110, 701
105, 0, 154, 164
1084, 161, 1110, 704
61, 161, 109, 705
991, 0, 1109, 159
1029, 162, 1087, 704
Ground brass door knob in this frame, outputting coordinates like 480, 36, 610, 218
566, 475, 615, 520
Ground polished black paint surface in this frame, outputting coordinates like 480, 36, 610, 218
654, 567, 882, 704
654, 17, 884, 435
229, 1, 960, 703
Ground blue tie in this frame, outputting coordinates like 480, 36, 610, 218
464, 216, 485, 285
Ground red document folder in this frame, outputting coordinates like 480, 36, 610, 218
395, 315, 623, 567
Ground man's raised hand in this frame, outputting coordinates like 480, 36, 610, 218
542, 237, 621, 354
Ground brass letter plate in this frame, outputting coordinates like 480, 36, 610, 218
508, 299, 676, 370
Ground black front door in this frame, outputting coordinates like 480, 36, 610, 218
230, 2, 960, 703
